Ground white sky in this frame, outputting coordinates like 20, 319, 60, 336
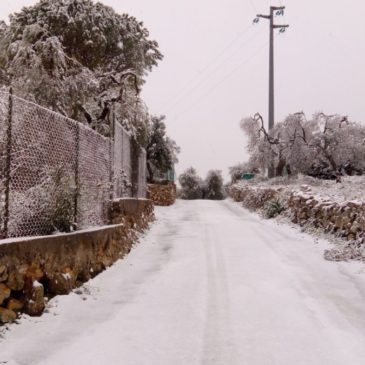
2, 0, 365, 181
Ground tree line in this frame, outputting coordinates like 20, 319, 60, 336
178, 168, 225, 200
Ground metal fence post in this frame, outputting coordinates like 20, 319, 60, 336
3, 88, 13, 238
109, 107, 115, 201
73, 122, 80, 228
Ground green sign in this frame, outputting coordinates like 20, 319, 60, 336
241, 173, 255, 180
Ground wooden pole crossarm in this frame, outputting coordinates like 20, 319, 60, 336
273, 25, 289, 29
257, 14, 271, 19
271, 6, 285, 11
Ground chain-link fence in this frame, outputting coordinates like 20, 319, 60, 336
0, 90, 147, 238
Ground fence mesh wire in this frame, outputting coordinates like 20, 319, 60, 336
8, 95, 79, 237
0, 94, 9, 235
78, 126, 111, 229
0, 91, 147, 238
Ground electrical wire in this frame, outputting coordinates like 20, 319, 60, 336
159, 24, 255, 111
163, 26, 265, 114
159, 25, 266, 111
169, 40, 269, 121
248, 0, 258, 13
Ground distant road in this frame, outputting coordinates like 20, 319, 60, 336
2, 200, 365, 365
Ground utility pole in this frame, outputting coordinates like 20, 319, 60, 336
254, 6, 289, 177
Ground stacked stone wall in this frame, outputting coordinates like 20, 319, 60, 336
229, 184, 281, 211
288, 191, 365, 241
0, 199, 154, 323
147, 183, 176, 206
229, 183, 365, 260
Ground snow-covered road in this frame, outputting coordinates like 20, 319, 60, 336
2, 200, 365, 365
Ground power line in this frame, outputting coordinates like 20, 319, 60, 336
169, 40, 268, 121
248, 0, 258, 13
158, 23, 261, 111
163, 26, 265, 113
160, 24, 255, 107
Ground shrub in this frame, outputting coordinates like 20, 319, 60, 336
178, 167, 203, 199
264, 198, 285, 219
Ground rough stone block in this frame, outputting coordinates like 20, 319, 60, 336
7, 298, 24, 312
0, 283, 11, 306
24, 279, 45, 316
0, 307, 17, 323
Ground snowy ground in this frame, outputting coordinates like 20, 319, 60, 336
2, 200, 365, 365
244, 174, 365, 203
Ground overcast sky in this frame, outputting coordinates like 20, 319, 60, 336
2, 0, 365, 180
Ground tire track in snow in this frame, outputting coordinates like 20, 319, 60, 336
200, 204, 237, 365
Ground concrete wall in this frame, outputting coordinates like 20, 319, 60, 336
0, 199, 154, 323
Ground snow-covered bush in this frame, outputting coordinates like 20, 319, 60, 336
204, 170, 225, 200
178, 167, 203, 200
228, 162, 258, 184
10, 166, 75, 236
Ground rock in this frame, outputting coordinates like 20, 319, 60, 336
347, 233, 356, 241
24, 279, 45, 316
6, 265, 27, 291
0, 265, 8, 282
350, 221, 361, 235
26, 264, 44, 282
48, 268, 76, 295
299, 212, 308, 221
0, 283, 11, 306
7, 298, 24, 312
77, 268, 91, 283
0, 307, 17, 323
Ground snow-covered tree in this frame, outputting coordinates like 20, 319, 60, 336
240, 112, 365, 178
204, 170, 224, 200
178, 167, 203, 199
306, 113, 365, 177
166, 136, 180, 165
0, 0, 162, 138
146, 115, 179, 183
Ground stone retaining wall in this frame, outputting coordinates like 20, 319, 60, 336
288, 190, 365, 241
0, 199, 154, 323
229, 182, 365, 246
229, 184, 281, 211
147, 183, 176, 206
